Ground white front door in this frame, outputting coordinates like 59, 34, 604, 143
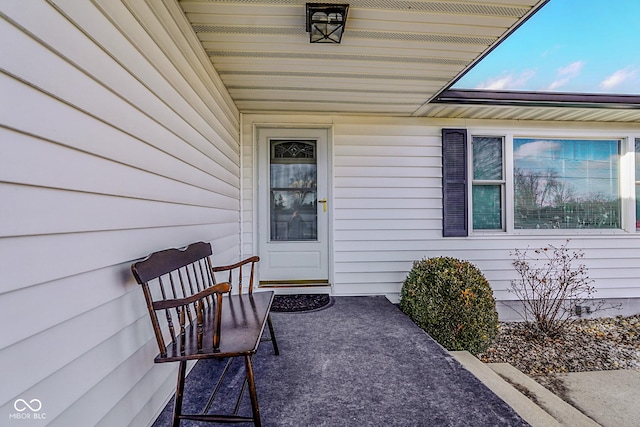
257, 127, 330, 285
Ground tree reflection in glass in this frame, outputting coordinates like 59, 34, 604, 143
270, 141, 318, 240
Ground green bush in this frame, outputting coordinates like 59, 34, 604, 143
399, 257, 498, 355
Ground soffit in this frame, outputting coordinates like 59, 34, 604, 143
424, 90, 640, 122
422, 104, 640, 122
178, 0, 546, 116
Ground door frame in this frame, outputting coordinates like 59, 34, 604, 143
253, 124, 334, 287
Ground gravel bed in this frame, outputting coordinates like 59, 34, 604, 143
478, 315, 640, 394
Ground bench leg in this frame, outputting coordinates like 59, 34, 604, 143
244, 355, 261, 427
172, 361, 187, 427
267, 314, 279, 355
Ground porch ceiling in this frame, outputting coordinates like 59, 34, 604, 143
178, 0, 546, 116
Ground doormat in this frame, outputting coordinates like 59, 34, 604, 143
270, 294, 333, 313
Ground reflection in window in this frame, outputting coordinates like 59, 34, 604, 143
513, 138, 620, 229
270, 140, 318, 241
472, 136, 504, 230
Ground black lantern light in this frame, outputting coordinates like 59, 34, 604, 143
306, 3, 349, 44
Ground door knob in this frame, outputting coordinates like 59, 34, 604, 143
318, 198, 327, 212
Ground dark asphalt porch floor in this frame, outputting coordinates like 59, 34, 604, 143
152, 296, 528, 426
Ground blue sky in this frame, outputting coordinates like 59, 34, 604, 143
454, 0, 640, 94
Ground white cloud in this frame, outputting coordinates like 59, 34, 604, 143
600, 66, 638, 91
475, 69, 536, 90
514, 140, 561, 159
544, 61, 584, 91
558, 61, 585, 77
545, 79, 568, 91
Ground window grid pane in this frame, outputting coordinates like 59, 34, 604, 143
473, 137, 503, 180
473, 185, 502, 230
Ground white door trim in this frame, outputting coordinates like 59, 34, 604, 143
254, 125, 333, 287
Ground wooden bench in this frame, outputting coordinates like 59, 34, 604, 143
131, 241, 279, 427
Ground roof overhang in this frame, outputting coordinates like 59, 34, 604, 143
434, 89, 640, 110
416, 89, 640, 122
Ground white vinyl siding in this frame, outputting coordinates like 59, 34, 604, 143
3, 2, 640, 425
243, 116, 640, 302
1, 1, 239, 426
332, 122, 443, 294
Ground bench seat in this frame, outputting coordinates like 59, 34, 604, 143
157, 292, 275, 362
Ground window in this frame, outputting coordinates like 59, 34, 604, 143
270, 140, 318, 241
472, 137, 504, 230
636, 139, 640, 230
443, 129, 628, 235
513, 138, 620, 230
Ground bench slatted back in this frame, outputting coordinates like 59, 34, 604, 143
131, 242, 222, 358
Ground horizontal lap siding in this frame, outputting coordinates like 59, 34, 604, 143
1, 1, 239, 426
243, 116, 640, 304
437, 237, 640, 300
334, 121, 640, 300
333, 123, 443, 295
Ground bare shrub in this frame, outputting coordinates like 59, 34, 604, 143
510, 240, 596, 336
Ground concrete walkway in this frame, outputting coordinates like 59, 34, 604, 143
560, 369, 640, 427
153, 297, 531, 426
452, 351, 640, 427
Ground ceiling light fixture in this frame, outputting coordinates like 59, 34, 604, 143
306, 3, 349, 44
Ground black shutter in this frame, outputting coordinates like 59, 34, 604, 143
442, 128, 468, 237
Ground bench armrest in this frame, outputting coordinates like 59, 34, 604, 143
211, 255, 260, 272
151, 282, 231, 311
152, 282, 231, 354
212, 256, 260, 294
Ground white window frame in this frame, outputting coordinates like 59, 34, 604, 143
470, 135, 506, 232
468, 130, 636, 235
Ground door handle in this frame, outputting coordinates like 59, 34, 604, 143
318, 198, 327, 212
